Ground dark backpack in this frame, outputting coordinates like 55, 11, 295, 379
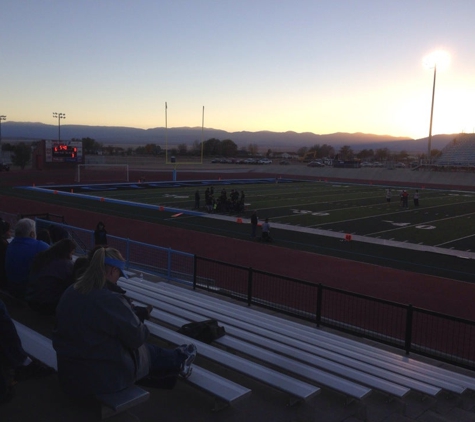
177, 319, 226, 344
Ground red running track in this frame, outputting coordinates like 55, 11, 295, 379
1, 191, 475, 321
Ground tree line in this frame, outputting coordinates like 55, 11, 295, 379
1, 136, 441, 169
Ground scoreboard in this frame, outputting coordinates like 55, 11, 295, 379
52, 144, 77, 159
45, 140, 83, 163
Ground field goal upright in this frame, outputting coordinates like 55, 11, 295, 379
76, 164, 129, 183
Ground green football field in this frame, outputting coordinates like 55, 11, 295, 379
59, 179, 475, 252
7, 177, 475, 283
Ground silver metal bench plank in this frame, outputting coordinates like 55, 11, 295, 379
155, 281, 475, 391
13, 321, 149, 419
144, 320, 321, 402
96, 386, 150, 419
124, 279, 473, 393
13, 321, 58, 370
132, 298, 372, 400
13, 318, 250, 406
190, 366, 251, 405
125, 285, 436, 398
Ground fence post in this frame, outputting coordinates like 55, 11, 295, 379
192, 255, 197, 290
247, 267, 253, 307
167, 247, 172, 280
316, 283, 323, 327
125, 238, 130, 270
404, 304, 413, 355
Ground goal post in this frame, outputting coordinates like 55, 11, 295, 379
76, 164, 129, 183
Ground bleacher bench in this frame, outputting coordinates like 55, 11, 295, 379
13, 319, 251, 416
120, 278, 475, 400
13, 320, 150, 419
119, 280, 370, 402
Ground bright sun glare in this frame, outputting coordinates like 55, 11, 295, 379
423, 50, 451, 71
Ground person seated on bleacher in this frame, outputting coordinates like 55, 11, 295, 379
48, 224, 69, 244
0, 299, 55, 403
73, 246, 152, 322
36, 228, 52, 245
5, 219, 50, 299
52, 247, 197, 398
0, 219, 13, 292
25, 239, 77, 316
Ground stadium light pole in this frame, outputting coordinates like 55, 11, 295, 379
0, 115, 6, 159
427, 65, 436, 164
423, 50, 450, 164
52, 112, 66, 141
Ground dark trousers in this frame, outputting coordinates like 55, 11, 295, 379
137, 343, 185, 390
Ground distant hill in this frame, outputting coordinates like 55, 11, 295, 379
0, 121, 458, 153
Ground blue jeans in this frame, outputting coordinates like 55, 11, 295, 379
139, 344, 187, 389
145, 343, 185, 373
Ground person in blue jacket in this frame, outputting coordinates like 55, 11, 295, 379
53, 247, 197, 397
5, 218, 49, 299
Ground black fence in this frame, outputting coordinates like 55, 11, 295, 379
193, 256, 475, 370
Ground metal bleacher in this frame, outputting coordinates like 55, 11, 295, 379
435, 135, 475, 166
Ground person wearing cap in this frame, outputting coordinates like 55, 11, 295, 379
53, 247, 197, 397
72, 246, 152, 322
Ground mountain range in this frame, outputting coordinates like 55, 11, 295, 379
0, 121, 459, 153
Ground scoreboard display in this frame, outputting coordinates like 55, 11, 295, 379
52, 144, 78, 159
45, 140, 83, 163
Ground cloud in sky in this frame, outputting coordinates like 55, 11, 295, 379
1, 0, 474, 139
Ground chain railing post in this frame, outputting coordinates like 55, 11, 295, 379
167, 247, 172, 280
247, 267, 253, 306
316, 283, 323, 327
192, 255, 197, 290
125, 238, 130, 270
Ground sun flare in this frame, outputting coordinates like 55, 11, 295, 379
423, 50, 451, 71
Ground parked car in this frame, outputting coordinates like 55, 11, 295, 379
0, 161, 11, 171
279, 160, 290, 165
395, 162, 406, 168
307, 160, 324, 167
258, 159, 273, 164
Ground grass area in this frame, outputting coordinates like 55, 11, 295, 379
49, 179, 475, 252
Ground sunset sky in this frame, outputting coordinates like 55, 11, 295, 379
1, 1, 474, 139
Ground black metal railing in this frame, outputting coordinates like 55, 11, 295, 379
193, 256, 475, 370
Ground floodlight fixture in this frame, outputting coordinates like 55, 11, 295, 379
53, 112, 66, 141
